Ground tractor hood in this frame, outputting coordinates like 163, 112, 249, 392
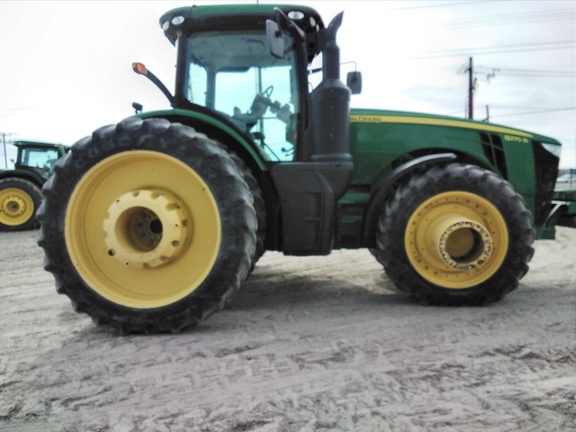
349, 108, 561, 145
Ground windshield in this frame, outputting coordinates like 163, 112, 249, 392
19, 147, 59, 180
184, 30, 299, 161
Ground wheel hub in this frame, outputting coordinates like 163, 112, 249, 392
430, 216, 493, 270
405, 191, 509, 289
103, 189, 189, 269
2, 196, 26, 218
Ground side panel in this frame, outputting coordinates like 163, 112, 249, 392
348, 112, 511, 186
272, 161, 353, 255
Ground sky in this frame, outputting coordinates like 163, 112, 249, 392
1, 0, 575, 168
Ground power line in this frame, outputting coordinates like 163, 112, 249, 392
490, 104, 574, 110
489, 107, 575, 119
475, 65, 575, 78
389, 1, 493, 11
407, 40, 575, 59
432, 9, 575, 29
496, 71, 574, 78
0, 106, 45, 118
477, 66, 574, 75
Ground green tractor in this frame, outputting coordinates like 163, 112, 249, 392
38, 4, 572, 333
0, 140, 67, 231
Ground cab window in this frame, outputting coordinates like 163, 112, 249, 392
185, 31, 298, 161
20, 147, 59, 179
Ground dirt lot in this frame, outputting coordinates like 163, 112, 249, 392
1, 228, 575, 432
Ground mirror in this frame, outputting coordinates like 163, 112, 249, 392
266, 20, 284, 59
347, 71, 362, 94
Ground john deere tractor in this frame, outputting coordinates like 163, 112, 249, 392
38, 4, 571, 333
0, 140, 67, 231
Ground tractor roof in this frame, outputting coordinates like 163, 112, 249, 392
14, 140, 65, 149
160, 4, 325, 62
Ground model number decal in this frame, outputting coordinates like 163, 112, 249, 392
504, 135, 529, 144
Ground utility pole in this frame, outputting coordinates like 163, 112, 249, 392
460, 58, 498, 120
1, 132, 16, 168
2, 132, 10, 168
467, 57, 474, 119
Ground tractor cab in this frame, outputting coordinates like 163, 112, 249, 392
158, 4, 354, 163
14, 141, 66, 180
156, 4, 359, 255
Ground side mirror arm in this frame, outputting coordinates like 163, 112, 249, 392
266, 7, 306, 58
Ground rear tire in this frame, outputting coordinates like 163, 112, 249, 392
38, 118, 257, 333
0, 178, 42, 231
230, 153, 266, 270
375, 164, 534, 305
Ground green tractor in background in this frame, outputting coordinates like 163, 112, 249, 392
38, 4, 573, 334
0, 140, 67, 231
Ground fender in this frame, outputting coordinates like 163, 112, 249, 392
362, 152, 457, 246
0, 169, 45, 188
132, 108, 268, 171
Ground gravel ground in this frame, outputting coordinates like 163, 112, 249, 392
1, 228, 575, 432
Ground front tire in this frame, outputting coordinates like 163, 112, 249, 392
0, 178, 42, 231
38, 118, 257, 333
375, 164, 534, 305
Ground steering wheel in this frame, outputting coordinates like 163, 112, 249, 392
262, 85, 274, 99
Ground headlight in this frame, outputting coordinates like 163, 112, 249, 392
541, 142, 562, 158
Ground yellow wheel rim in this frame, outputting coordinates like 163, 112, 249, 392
65, 150, 221, 309
405, 191, 509, 289
0, 187, 34, 226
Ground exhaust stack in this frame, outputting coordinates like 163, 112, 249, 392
308, 12, 352, 163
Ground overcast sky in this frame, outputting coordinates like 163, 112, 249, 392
1, 0, 574, 168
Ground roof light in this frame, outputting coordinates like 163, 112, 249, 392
288, 10, 305, 20
171, 15, 185, 26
